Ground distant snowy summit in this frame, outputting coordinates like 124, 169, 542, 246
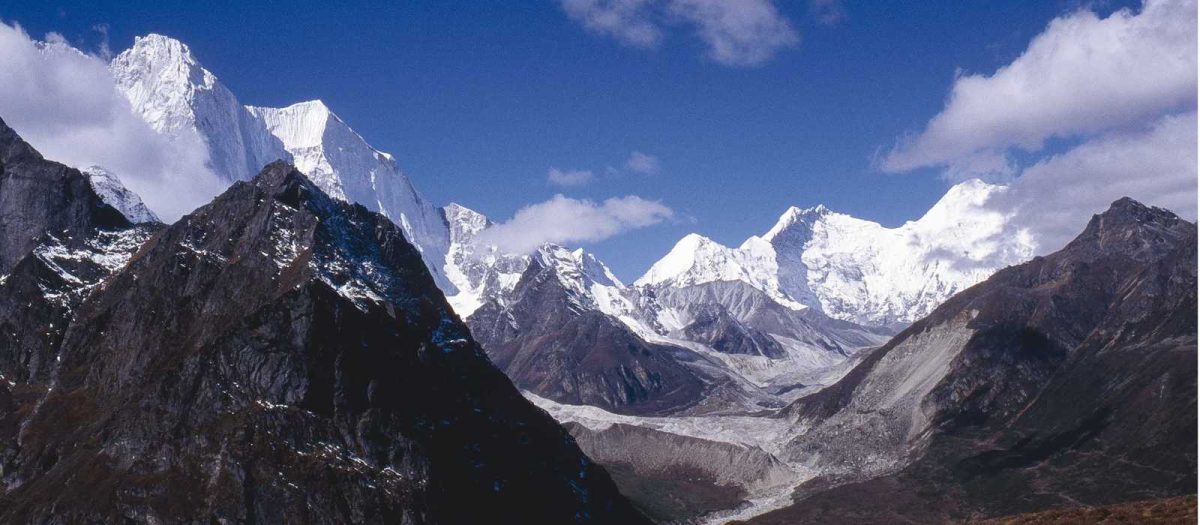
82, 166, 159, 224
110, 34, 453, 292
639, 179, 1036, 328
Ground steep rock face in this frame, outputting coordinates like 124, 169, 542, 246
678, 302, 787, 358
0, 117, 132, 275
748, 198, 1197, 524
469, 250, 708, 416
111, 34, 454, 293
0, 153, 647, 523
639, 180, 1036, 329
0, 116, 158, 385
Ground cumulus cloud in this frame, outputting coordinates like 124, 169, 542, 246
625, 151, 660, 175
993, 111, 1197, 253
883, 0, 1196, 178
881, 0, 1196, 255
474, 194, 673, 254
560, 0, 798, 67
0, 22, 223, 221
547, 167, 596, 186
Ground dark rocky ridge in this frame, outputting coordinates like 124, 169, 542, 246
0, 115, 160, 385
0, 117, 131, 275
0, 120, 648, 523
747, 198, 1197, 524
469, 255, 709, 416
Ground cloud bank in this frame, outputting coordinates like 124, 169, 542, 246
882, 0, 1196, 253
996, 112, 1196, 252
560, 0, 798, 66
475, 194, 673, 254
0, 22, 223, 221
883, 0, 1196, 178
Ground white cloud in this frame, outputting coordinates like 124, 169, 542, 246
625, 151, 660, 174
561, 0, 662, 48
0, 22, 222, 221
879, 0, 1196, 254
667, 0, 799, 66
547, 167, 596, 186
883, 0, 1197, 177
560, 0, 798, 67
994, 111, 1197, 253
475, 194, 673, 254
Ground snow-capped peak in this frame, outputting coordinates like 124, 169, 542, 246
442, 203, 528, 316
82, 166, 159, 224
536, 245, 624, 291
637, 233, 726, 287
639, 179, 1035, 328
112, 34, 288, 183
112, 34, 221, 133
763, 204, 830, 242
111, 34, 453, 293
444, 203, 492, 244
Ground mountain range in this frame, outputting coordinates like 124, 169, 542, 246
104, 34, 1044, 418
0, 31, 1193, 524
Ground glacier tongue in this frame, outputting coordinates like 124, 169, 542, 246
110, 34, 453, 292
639, 179, 1035, 328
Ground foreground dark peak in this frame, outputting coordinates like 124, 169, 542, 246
0, 116, 131, 275
0, 116, 155, 387
0, 144, 648, 523
752, 198, 1196, 523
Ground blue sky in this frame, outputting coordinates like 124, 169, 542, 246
2, 0, 1185, 280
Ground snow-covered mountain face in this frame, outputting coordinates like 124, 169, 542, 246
639, 179, 1036, 328
110, 34, 288, 184
446, 202, 887, 415
81, 166, 159, 224
110, 34, 453, 292
442, 203, 529, 315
